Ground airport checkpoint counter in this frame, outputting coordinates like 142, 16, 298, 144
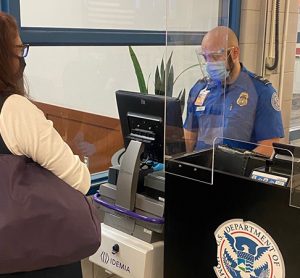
89, 141, 164, 278
164, 144, 300, 278
88, 89, 186, 278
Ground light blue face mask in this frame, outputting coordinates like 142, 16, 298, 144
205, 60, 230, 82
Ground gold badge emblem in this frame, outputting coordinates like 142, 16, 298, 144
237, 92, 248, 107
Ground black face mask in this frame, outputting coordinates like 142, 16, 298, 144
17, 56, 26, 78
15, 57, 26, 92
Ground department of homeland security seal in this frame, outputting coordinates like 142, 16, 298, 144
214, 219, 285, 278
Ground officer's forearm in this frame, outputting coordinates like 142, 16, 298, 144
252, 145, 273, 157
184, 129, 197, 152
253, 138, 282, 157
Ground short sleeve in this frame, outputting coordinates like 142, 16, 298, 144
252, 86, 284, 141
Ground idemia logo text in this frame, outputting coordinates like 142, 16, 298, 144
214, 219, 285, 278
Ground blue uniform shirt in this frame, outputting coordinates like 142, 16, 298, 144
183, 64, 284, 151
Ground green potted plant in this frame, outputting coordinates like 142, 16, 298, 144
128, 46, 199, 113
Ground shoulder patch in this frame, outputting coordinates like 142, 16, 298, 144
271, 92, 281, 111
249, 72, 271, 85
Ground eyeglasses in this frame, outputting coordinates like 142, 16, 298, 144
15, 44, 30, 58
196, 46, 235, 62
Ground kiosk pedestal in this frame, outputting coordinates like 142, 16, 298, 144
165, 148, 300, 278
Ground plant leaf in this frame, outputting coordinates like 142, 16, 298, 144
179, 89, 186, 114
159, 58, 165, 95
146, 73, 151, 92
128, 46, 147, 94
166, 65, 174, 97
155, 62, 164, 95
166, 51, 173, 78
155, 66, 162, 95
166, 52, 174, 97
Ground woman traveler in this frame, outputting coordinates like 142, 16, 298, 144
0, 11, 91, 278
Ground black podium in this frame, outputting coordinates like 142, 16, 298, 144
164, 148, 300, 278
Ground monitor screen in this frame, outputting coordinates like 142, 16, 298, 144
116, 90, 186, 163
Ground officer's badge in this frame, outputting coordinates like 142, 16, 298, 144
271, 92, 281, 111
194, 88, 209, 106
236, 92, 248, 106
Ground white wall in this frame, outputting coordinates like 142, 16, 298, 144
21, 0, 167, 30
26, 45, 202, 118
21, 0, 221, 118
293, 55, 300, 94
20, 0, 219, 31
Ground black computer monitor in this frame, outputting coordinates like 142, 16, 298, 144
116, 90, 185, 164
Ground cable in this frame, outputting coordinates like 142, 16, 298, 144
266, 0, 280, 71
117, 148, 126, 165
110, 148, 126, 166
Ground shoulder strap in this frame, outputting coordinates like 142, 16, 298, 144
0, 94, 12, 154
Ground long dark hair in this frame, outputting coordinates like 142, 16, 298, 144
0, 12, 26, 97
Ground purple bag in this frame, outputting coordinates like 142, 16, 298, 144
0, 154, 101, 274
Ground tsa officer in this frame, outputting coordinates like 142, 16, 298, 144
184, 26, 284, 157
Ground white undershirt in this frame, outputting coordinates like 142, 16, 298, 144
0, 94, 90, 194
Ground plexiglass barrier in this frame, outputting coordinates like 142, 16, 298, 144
212, 137, 300, 209
20, 0, 231, 184
165, 0, 230, 183
22, 1, 169, 178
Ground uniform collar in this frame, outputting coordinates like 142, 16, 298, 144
203, 79, 222, 91
194, 78, 220, 91
225, 63, 249, 90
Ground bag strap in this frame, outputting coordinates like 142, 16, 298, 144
0, 94, 12, 154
